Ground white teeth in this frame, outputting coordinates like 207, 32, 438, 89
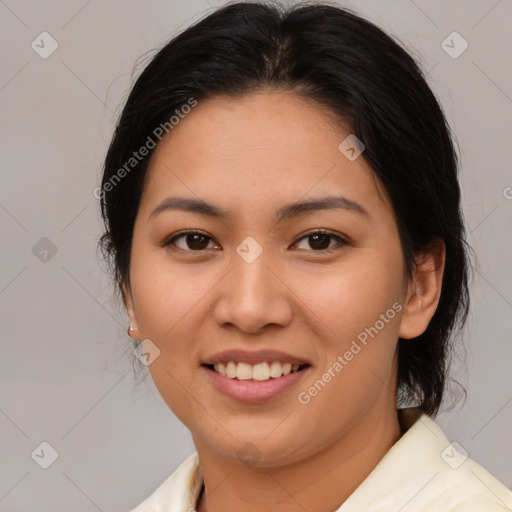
252, 362, 269, 381
236, 362, 253, 380
269, 361, 282, 378
282, 363, 292, 375
226, 361, 237, 378
211, 361, 304, 381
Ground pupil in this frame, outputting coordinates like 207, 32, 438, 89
188, 234, 208, 250
310, 234, 330, 250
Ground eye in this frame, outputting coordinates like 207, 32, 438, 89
292, 230, 348, 252
163, 230, 219, 251
162, 229, 348, 253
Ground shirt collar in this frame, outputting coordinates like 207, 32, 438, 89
133, 407, 511, 511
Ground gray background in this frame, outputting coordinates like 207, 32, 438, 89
1, 0, 511, 510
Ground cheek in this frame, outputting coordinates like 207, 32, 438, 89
294, 253, 404, 336
128, 248, 217, 408
147, 360, 208, 437
129, 246, 215, 341
295, 279, 401, 442
299, 251, 403, 399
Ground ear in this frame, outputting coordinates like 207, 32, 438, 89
399, 238, 446, 339
122, 281, 141, 340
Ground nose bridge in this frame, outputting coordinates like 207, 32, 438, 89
234, 242, 272, 298
213, 238, 291, 332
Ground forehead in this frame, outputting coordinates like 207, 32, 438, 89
139, 91, 392, 222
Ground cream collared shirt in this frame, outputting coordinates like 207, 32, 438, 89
130, 408, 512, 511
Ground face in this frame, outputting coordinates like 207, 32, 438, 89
125, 91, 413, 466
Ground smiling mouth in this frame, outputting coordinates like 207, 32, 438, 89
202, 362, 311, 381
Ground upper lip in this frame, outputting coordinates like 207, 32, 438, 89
202, 349, 311, 366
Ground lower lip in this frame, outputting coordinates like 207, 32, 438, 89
201, 365, 311, 403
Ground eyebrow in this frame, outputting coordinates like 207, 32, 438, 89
148, 195, 369, 223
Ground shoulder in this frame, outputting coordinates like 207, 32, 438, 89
439, 454, 512, 510
340, 409, 512, 511
129, 451, 202, 512
414, 414, 512, 510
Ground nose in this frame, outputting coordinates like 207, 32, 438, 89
212, 246, 293, 334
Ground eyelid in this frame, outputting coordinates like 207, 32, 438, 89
163, 229, 349, 252
162, 229, 217, 249
293, 229, 348, 251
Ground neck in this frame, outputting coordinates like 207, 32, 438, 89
194, 403, 402, 512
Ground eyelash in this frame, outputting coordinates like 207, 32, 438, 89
162, 229, 348, 253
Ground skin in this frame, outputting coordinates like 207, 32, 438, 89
125, 91, 445, 512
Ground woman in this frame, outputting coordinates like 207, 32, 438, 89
98, 2, 512, 510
